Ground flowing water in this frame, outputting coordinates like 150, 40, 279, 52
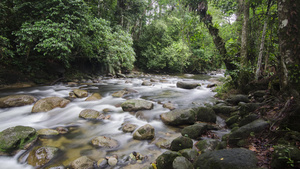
0, 73, 227, 169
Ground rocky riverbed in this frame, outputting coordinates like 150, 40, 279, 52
0, 73, 299, 169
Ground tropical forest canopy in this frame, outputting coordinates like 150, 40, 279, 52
0, 0, 299, 91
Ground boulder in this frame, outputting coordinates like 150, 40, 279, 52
170, 136, 193, 151
0, 126, 37, 154
193, 148, 257, 169
156, 151, 181, 169
239, 102, 261, 117
133, 124, 155, 140
212, 105, 238, 117
79, 109, 106, 120
163, 102, 176, 110
71, 156, 94, 169
112, 88, 138, 98
226, 94, 249, 105
271, 145, 300, 169
173, 156, 194, 169
32, 97, 70, 113
161, 108, 196, 126
85, 93, 102, 101
195, 139, 220, 153
71, 89, 88, 98
27, 146, 59, 167
122, 123, 138, 133
192, 107, 216, 123
176, 81, 200, 89
181, 123, 208, 139
238, 114, 259, 127
142, 81, 152, 86
179, 149, 198, 162
155, 138, 172, 149
121, 99, 154, 112
37, 128, 59, 136
228, 119, 269, 146
91, 136, 119, 149
225, 114, 240, 127
0, 95, 37, 108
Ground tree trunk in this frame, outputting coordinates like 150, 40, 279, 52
277, 0, 300, 90
255, 0, 271, 80
240, 0, 249, 66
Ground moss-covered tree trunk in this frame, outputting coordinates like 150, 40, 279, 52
277, 0, 300, 90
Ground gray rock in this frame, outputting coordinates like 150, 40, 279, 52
239, 102, 261, 117
0, 95, 37, 108
161, 108, 196, 126
0, 126, 37, 155
226, 94, 249, 105
228, 119, 269, 146
71, 156, 94, 169
195, 139, 220, 153
173, 156, 194, 169
176, 81, 200, 89
31, 97, 70, 113
239, 114, 259, 127
170, 136, 193, 151
181, 123, 208, 139
27, 146, 59, 167
91, 136, 119, 149
79, 109, 106, 120
212, 105, 238, 117
112, 88, 138, 98
121, 99, 154, 112
179, 149, 198, 162
225, 114, 240, 127
193, 148, 258, 169
156, 151, 181, 169
133, 124, 155, 140
163, 102, 176, 110
192, 107, 216, 123
122, 123, 138, 133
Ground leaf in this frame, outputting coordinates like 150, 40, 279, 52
249, 145, 257, 152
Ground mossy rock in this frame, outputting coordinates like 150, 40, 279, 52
179, 149, 198, 161
181, 123, 208, 139
27, 146, 59, 167
172, 156, 193, 169
156, 151, 182, 169
192, 107, 216, 123
195, 139, 220, 153
161, 108, 196, 126
121, 99, 154, 112
271, 145, 300, 169
170, 136, 193, 151
133, 124, 155, 140
0, 126, 37, 155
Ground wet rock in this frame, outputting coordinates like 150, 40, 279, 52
0, 95, 37, 108
160, 108, 196, 126
44, 164, 65, 169
27, 146, 59, 167
71, 89, 88, 98
56, 127, 68, 134
71, 156, 94, 169
239, 102, 261, 117
31, 97, 70, 113
150, 78, 159, 82
226, 94, 249, 105
156, 151, 181, 169
207, 84, 217, 88
170, 136, 193, 151
228, 119, 269, 146
173, 156, 194, 169
192, 107, 216, 123
91, 136, 119, 149
212, 105, 238, 117
117, 73, 126, 78
108, 157, 118, 166
179, 149, 198, 162
163, 102, 176, 110
225, 114, 240, 127
37, 128, 59, 136
0, 126, 37, 155
122, 123, 138, 133
154, 138, 172, 149
181, 123, 208, 139
193, 148, 257, 169
271, 145, 300, 169
121, 99, 154, 112
133, 124, 155, 140
238, 114, 259, 127
112, 88, 138, 98
176, 81, 200, 89
97, 158, 108, 168
195, 139, 220, 153
142, 81, 152, 86
85, 93, 102, 101
79, 109, 106, 120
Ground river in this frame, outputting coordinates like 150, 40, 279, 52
0, 73, 226, 169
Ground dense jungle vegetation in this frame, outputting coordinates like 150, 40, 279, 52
0, 0, 299, 92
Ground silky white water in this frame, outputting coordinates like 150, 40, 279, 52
0, 74, 225, 169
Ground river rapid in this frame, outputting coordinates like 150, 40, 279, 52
0, 73, 226, 169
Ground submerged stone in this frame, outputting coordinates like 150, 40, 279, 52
27, 146, 59, 167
